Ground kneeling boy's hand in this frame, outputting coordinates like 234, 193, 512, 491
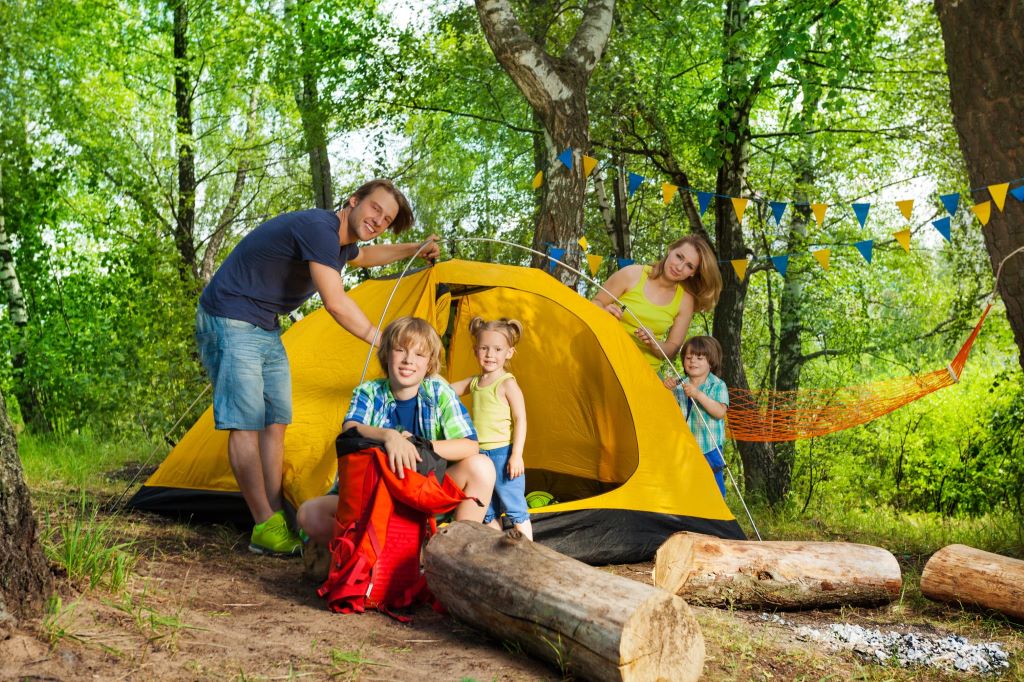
383, 430, 421, 479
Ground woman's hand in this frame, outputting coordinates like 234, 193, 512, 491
383, 429, 420, 478
508, 454, 525, 479
635, 327, 661, 352
602, 303, 624, 319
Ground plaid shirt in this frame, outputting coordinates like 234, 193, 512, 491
672, 372, 729, 455
344, 376, 477, 442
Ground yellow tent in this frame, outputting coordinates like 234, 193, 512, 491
130, 260, 744, 562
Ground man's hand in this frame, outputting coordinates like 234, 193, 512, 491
508, 454, 525, 479
418, 234, 441, 262
383, 430, 421, 479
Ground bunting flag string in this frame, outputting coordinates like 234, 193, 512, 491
530, 146, 1023, 282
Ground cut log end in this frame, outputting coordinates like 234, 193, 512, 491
921, 544, 1024, 622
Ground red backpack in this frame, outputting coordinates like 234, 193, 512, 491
317, 431, 470, 616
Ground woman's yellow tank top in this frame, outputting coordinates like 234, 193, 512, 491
469, 373, 515, 449
617, 266, 685, 370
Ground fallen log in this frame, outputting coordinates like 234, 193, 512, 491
425, 522, 704, 682
653, 532, 902, 609
920, 544, 1024, 621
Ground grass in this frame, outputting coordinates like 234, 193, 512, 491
42, 495, 138, 591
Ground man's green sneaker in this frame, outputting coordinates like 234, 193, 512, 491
249, 510, 301, 556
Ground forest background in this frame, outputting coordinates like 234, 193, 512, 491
1, 0, 1022, 532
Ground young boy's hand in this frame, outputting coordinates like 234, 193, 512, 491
383, 430, 421, 479
682, 382, 701, 399
662, 376, 679, 390
507, 454, 525, 479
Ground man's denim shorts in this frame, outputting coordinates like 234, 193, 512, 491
195, 306, 292, 430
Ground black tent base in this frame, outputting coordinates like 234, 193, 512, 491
532, 508, 746, 565
128, 485, 255, 526
129, 486, 746, 565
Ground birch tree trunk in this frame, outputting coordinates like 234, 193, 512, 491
0, 166, 27, 327
935, 0, 1024, 370
0, 388, 51, 628
475, 0, 614, 285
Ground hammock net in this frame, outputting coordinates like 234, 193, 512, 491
725, 305, 992, 442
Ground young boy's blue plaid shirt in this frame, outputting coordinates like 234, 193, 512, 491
344, 376, 477, 441
672, 372, 729, 455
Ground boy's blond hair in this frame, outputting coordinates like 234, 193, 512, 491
376, 316, 442, 377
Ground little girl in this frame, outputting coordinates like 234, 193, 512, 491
452, 317, 532, 539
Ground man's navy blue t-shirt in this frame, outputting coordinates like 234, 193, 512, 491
200, 209, 360, 330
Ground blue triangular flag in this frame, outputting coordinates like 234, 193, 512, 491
939, 192, 960, 216
627, 172, 644, 197
548, 247, 566, 272
617, 257, 635, 269
852, 203, 870, 229
558, 148, 573, 170
696, 191, 714, 216
1010, 186, 1024, 202
770, 255, 789, 277
854, 239, 874, 263
770, 202, 787, 226
931, 216, 951, 242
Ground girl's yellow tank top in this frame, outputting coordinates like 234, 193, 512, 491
618, 266, 685, 370
469, 373, 515, 449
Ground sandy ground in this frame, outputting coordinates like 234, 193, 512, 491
2, 511, 1021, 681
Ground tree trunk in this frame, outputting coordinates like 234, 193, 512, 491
935, 0, 1024, 370
298, 75, 333, 210
425, 522, 705, 682
654, 533, 901, 610
0, 166, 27, 327
475, 0, 614, 285
171, 0, 197, 280
921, 544, 1024, 621
0, 388, 51, 628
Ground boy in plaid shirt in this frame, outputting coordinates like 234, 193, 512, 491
664, 336, 729, 498
297, 316, 495, 545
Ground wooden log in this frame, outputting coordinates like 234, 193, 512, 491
425, 522, 704, 682
920, 544, 1024, 621
654, 532, 902, 609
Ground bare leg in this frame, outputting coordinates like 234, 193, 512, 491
259, 423, 287, 511
487, 519, 502, 531
447, 454, 496, 523
228, 429, 274, 524
297, 495, 338, 546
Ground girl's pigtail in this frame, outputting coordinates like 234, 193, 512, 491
468, 316, 485, 339
501, 318, 524, 347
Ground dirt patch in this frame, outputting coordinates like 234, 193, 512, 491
2, 514, 1022, 681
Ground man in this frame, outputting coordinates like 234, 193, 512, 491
195, 179, 440, 555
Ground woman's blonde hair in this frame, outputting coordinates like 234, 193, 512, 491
468, 316, 524, 348
650, 234, 723, 312
377, 316, 442, 377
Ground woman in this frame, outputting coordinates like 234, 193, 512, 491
592, 234, 722, 371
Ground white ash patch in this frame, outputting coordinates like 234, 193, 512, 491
759, 614, 1011, 674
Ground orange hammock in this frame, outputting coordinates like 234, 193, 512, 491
725, 304, 992, 442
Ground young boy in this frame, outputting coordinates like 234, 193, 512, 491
297, 316, 496, 545
664, 336, 729, 498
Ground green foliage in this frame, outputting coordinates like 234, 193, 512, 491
18, 430, 158, 492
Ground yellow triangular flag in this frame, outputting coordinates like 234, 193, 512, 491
662, 183, 679, 206
810, 203, 828, 228
896, 199, 914, 221
731, 197, 749, 223
971, 201, 992, 225
586, 253, 604, 276
531, 171, 543, 190
577, 236, 590, 251
989, 183, 1009, 211
894, 228, 911, 252
812, 249, 830, 271
731, 258, 748, 281
582, 156, 598, 179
